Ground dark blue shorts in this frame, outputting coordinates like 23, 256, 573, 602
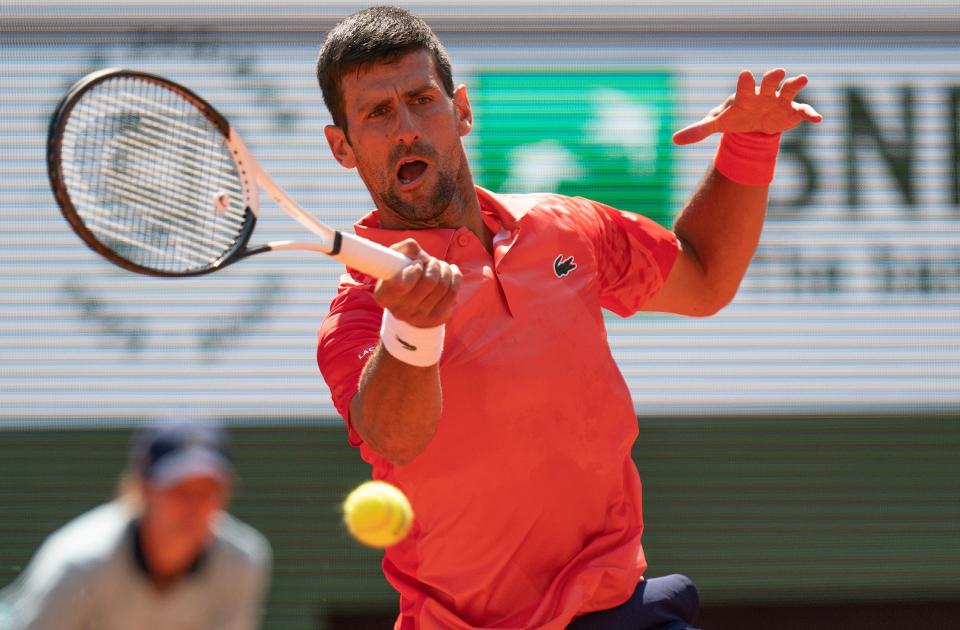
567, 574, 701, 630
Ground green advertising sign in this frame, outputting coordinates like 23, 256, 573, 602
473, 71, 675, 227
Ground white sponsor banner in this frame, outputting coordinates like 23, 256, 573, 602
0, 28, 957, 422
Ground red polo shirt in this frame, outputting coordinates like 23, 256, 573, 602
318, 187, 678, 630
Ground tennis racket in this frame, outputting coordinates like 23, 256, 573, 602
47, 68, 410, 278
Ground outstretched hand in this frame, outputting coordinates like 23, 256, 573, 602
672, 68, 822, 146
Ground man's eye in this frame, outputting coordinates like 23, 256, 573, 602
369, 106, 387, 118
415, 96, 432, 105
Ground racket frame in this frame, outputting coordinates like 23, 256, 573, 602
47, 68, 408, 279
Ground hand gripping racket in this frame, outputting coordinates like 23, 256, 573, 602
47, 68, 410, 278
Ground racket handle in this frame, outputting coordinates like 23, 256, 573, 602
335, 232, 411, 279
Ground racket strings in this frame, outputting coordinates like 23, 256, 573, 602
59, 75, 248, 273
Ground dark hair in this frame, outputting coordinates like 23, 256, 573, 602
316, 6, 455, 133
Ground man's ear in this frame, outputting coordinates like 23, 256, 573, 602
453, 84, 473, 137
324, 124, 356, 169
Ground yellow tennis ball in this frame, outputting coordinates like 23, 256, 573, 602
343, 480, 414, 548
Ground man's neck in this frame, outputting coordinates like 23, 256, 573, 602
133, 520, 207, 590
378, 181, 492, 252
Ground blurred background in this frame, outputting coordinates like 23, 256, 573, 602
0, 1, 958, 628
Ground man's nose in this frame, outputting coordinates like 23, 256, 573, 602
393, 104, 420, 145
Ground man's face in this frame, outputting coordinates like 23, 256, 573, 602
325, 49, 473, 225
144, 476, 228, 551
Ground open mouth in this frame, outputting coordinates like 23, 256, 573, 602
397, 158, 428, 186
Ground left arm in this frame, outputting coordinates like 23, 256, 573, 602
643, 166, 768, 316
642, 68, 822, 316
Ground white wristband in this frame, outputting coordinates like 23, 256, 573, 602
380, 310, 445, 367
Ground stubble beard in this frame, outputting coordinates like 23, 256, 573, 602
381, 170, 458, 224
377, 146, 465, 226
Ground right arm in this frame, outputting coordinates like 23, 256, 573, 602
350, 348, 441, 466
349, 239, 461, 466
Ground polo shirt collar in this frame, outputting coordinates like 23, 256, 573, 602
352, 186, 533, 254
475, 186, 537, 229
354, 213, 457, 257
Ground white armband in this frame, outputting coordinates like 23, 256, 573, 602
380, 310, 445, 367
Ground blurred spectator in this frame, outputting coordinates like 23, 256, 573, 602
0, 420, 271, 629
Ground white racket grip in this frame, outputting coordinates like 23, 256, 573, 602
334, 232, 410, 279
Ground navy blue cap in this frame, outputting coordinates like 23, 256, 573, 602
131, 421, 233, 488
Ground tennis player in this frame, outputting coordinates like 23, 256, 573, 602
0, 420, 271, 630
316, 6, 820, 629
